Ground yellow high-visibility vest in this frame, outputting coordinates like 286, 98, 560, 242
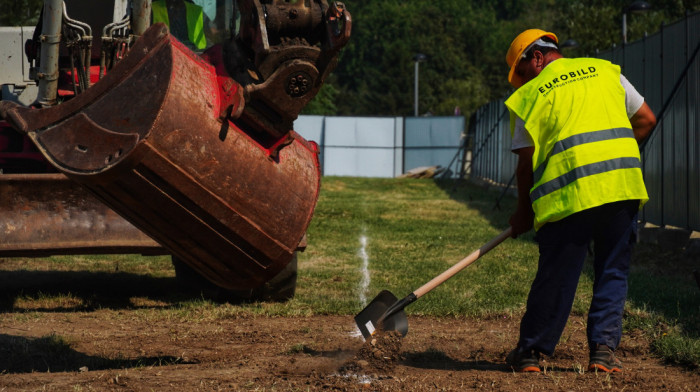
505, 57, 648, 230
152, 0, 206, 50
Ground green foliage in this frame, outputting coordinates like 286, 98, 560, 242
2, 1, 699, 116
301, 83, 338, 115
335, 0, 503, 116
0, 0, 42, 26
330, 0, 700, 116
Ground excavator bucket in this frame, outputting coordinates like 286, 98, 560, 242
0, 173, 165, 257
0, 23, 321, 290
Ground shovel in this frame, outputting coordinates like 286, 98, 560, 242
354, 227, 512, 339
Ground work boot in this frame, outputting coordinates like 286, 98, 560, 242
506, 347, 541, 372
588, 344, 622, 373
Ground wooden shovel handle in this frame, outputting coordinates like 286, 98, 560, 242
413, 227, 512, 299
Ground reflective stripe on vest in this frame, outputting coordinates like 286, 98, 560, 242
505, 58, 648, 230
531, 156, 641, 201
532, 127, 635, 185
152, 1, 206, 50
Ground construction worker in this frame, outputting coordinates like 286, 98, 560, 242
503, 29, 657, 373
152, 0, 207, 51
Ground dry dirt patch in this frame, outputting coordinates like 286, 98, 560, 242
1, 313, 698, 391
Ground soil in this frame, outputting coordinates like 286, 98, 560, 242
340, 330, 404, 374
1, 313, 698, 391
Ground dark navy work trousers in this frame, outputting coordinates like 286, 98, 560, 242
518, 199, 639, 356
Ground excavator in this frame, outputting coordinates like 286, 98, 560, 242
0, 0, 351, 301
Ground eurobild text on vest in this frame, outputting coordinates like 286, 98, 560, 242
538, 66, 599, 96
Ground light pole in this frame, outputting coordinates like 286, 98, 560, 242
622, 1, 651, 44
413, 53, 427, 116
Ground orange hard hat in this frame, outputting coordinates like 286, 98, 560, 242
506, 29, 558, 88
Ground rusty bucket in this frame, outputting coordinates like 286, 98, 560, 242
0, 24, 321, 290
0, 173, 165, 257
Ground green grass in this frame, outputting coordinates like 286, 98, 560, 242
296, 177, 700, 369
1, 176, 698, 369
296, 177, 535, 316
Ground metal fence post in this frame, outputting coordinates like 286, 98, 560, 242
685, 10, 691, 229
659, 21, 665, 227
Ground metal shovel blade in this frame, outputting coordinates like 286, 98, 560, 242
354, 290, 409, 340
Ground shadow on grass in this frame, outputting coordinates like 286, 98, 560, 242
0, 270, 213, 313
0, 333, 197, 374
432, 177, 531, 243
433, 178, 516, 228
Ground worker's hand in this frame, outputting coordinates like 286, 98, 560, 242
509, 207, 534, 238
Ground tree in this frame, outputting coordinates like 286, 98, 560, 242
332, 0, 569, 116
0, 0, 42, 26
561, 0, 700, 57
301, 83, 339, 115
333, 0, 500, 116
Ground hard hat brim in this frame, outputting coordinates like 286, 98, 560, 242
507, 31, 558, 88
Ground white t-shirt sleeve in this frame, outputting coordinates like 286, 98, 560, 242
620, 74, 645, 118
510, 74, 646, 151
511, 116, 534, 151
